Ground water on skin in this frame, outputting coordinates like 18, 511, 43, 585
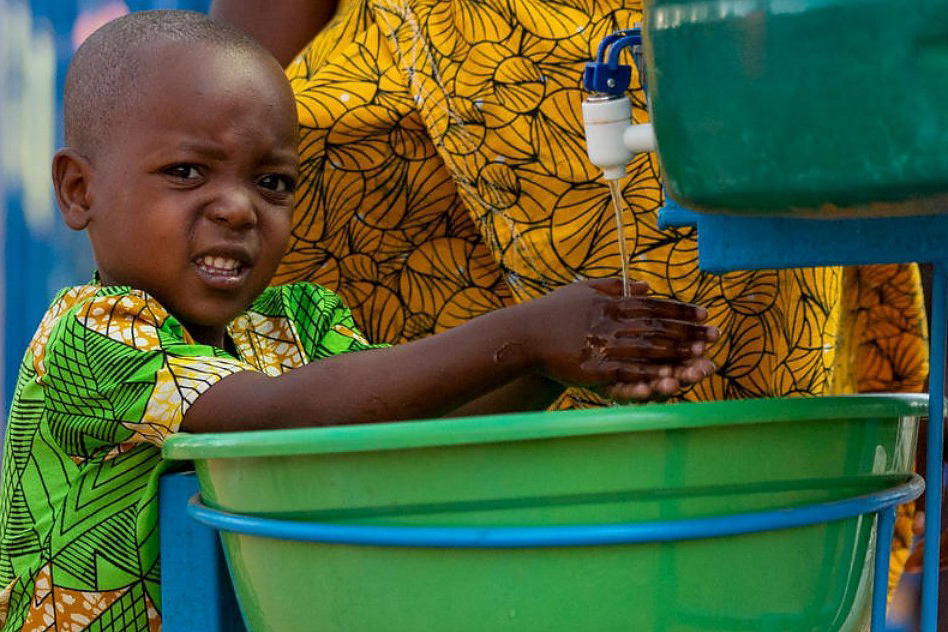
607, 179, 631, 297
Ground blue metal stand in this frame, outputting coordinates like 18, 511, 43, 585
159, 472, 247, 632
874, 507, 899, 629
658, 199, 948, 273
923, 263, 947, 630
660, 204, 948, 632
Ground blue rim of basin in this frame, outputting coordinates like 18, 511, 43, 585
187, 473, 924, 548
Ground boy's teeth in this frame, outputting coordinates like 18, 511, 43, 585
198, 255, 240, 271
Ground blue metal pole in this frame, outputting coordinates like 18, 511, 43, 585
922, 261, 947, 631
159, 473, 247, 632
872, 508, 896, 630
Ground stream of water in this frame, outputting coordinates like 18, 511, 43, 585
607, 179, 631, 297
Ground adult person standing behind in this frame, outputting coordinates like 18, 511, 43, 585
211, 0, 929, 591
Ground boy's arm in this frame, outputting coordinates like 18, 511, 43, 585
210, 0, 338, 67
181, 280, 716, 432
182, 300, 545, 431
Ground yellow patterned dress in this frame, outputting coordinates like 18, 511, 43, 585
277, 0, 929, 595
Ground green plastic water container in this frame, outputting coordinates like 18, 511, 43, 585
645, 2, 948, 216
164, 395, 924, 631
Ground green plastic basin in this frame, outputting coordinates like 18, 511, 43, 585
645, 1, 948, 216
164, 395, 925, 631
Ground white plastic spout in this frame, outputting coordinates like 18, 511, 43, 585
623, 122, 656, 155
581, 93, 656, 181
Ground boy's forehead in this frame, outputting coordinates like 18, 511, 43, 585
139, 39, 289, 95
122, 40, 297, 134
82, 42, 299, 169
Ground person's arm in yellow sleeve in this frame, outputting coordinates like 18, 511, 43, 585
210, 0, 338, 67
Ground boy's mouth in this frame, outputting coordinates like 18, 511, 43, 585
193, 254, 249, 289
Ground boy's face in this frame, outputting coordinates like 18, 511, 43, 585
82, 41, 299, 345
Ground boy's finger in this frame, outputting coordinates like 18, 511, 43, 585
651, 376, 680, 395
612, 297, 709, 322
676, 359, 717, 383
613, 363, 669, 383
584, 278, 650, 297
605, 381, 654, 401
581, 359, 661, 387
605, 359, 715, 400
604, 339, 700, 361
614, 319, 720, 343
607, 376, 681, 402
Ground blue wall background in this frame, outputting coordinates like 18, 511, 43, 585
0, 0, 210, 421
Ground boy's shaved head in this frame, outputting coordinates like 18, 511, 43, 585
64, 10, 269, 156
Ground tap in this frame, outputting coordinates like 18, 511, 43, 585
581, 28, 656, 181
582, 94, 656, 181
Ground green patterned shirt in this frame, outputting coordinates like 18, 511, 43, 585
0, 282, 377, 631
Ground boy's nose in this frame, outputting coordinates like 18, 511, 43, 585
207, 190, 257, 229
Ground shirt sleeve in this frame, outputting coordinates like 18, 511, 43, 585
39, 289, 258, 454
251, 283, 388, 362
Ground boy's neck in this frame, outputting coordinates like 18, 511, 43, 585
92, 270, 230, 350
183, 322, 230, 349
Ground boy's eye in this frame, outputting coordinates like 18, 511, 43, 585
258, 174, 296, 194
164, 164, 201, 181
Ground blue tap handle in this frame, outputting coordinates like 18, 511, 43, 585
594, 30, 638, 65
584, 29, 642, 95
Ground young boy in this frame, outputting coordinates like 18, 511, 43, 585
0, 10, 716, 631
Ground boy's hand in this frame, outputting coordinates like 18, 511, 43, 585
597, 356, 717, 402
520, 278, 718, 400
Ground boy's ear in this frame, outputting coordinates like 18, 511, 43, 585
52, 148, 93, 231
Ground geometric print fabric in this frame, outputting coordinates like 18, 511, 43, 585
0, 282, 376, 631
